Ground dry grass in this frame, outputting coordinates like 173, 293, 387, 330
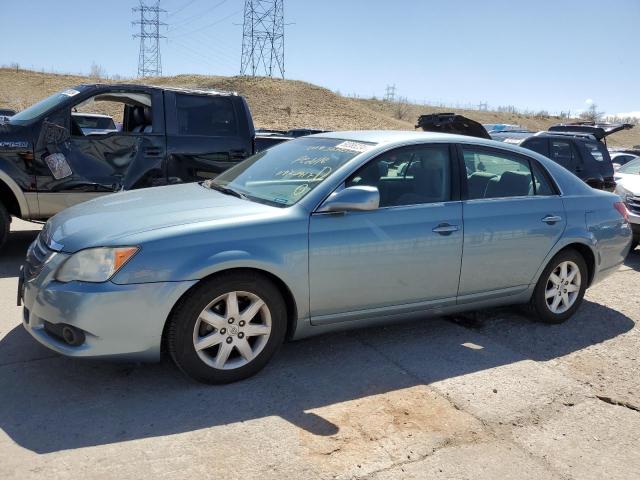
1, 68, 637, 147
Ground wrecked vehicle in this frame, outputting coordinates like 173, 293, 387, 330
0, 84, 290, 248
417, 113, 632, 191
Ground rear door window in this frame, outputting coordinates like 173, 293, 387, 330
463, 147, 539, 199
550, 140, 578, 170
175, 94, 238, 137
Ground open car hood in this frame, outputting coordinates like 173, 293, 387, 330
415, 113, 491, 140
548, 122, 634, 141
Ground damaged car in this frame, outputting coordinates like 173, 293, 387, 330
0, 84, 290, 249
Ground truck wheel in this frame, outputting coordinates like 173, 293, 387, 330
168, 271, 287, 384
0, 202, 10, 251
527, 249, 587, 324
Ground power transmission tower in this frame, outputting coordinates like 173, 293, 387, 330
133, 1, 166, 77
240, 0, 285, 79
384, 84, 396, 102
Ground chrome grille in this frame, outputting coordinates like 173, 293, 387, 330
627, 195, 640, 214
24, 233, 53, 281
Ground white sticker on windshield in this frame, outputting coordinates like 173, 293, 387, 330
334, 141, 373, 153
61, 89, 80, 97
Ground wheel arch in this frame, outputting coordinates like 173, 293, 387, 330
161, 267, 299, 353
536, 240, 596, 288
0, 172, 29, 218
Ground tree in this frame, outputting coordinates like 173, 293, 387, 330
580, 103, 604, 123
89, 62, 107, 80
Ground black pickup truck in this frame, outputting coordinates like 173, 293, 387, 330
0, 84, 291, 248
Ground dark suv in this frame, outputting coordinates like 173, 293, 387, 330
417, 114, 632, 191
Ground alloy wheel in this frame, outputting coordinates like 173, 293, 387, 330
545, 260, 581, 314
192, 290, 272, 370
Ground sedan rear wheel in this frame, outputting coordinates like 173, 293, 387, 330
168, 272, 287, 384
528, 249, 587, 324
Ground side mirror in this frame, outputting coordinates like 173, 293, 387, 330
316, 186, 380, 213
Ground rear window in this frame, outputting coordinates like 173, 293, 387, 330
584, 142, 606, 162
175, 94, 237, 137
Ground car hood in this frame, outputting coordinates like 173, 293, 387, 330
617, 175, 640, 195
43, 183, 280, 253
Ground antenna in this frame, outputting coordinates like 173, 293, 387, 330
240, 0, 285, 78
133, 1, 167, 77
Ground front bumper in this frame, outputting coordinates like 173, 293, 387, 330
21, 251, 196, 362
628, 210, 640, 241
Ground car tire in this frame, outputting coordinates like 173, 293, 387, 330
168, 271, 287, 384
527, 249, 588, 324
0, 202, 10, 251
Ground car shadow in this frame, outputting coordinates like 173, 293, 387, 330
0, 228, 39, 279
0, 296, 633, 454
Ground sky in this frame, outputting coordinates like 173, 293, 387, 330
1, 0, 639, 116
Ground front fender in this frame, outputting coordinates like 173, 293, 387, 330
111, 219, 311, 321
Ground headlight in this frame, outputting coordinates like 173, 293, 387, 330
56, 247, 139, 283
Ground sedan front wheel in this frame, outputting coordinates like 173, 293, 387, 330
168, 272, 287, 384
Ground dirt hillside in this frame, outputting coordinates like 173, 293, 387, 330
1, 68, 637, 147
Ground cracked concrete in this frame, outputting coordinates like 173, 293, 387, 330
0, 220, 639, 479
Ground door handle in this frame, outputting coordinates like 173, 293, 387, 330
542, 215, 562, 224
432, 223, 459, 235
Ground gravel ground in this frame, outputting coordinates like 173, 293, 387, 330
0, 219, 639, 479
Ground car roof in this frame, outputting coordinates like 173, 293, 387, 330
312, 129, 498, 145
77, 83, 236, 97
311, 129, 559, 159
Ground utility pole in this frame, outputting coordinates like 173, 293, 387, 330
133, 1, 166, 77
384, 84, 396, 102
240, 0, 285, 79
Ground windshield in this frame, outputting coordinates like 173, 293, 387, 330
209, 137, 375, 207
10, 88, 81, 124
619, 159, 640, 175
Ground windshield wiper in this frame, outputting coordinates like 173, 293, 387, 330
205, 181, 246, 199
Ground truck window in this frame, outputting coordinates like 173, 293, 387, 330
175, 94, 237, 137
70, 92, 153, 136
522, 137, 548, 156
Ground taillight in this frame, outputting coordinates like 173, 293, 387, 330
614, 201, 629, 222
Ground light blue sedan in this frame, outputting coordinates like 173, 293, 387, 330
20, 131, 632, 383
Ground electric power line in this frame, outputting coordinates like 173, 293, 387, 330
171, 8, 243, 39
167, 0, 200, 18
132, 1, 167, 77
168, 0, 228, 31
